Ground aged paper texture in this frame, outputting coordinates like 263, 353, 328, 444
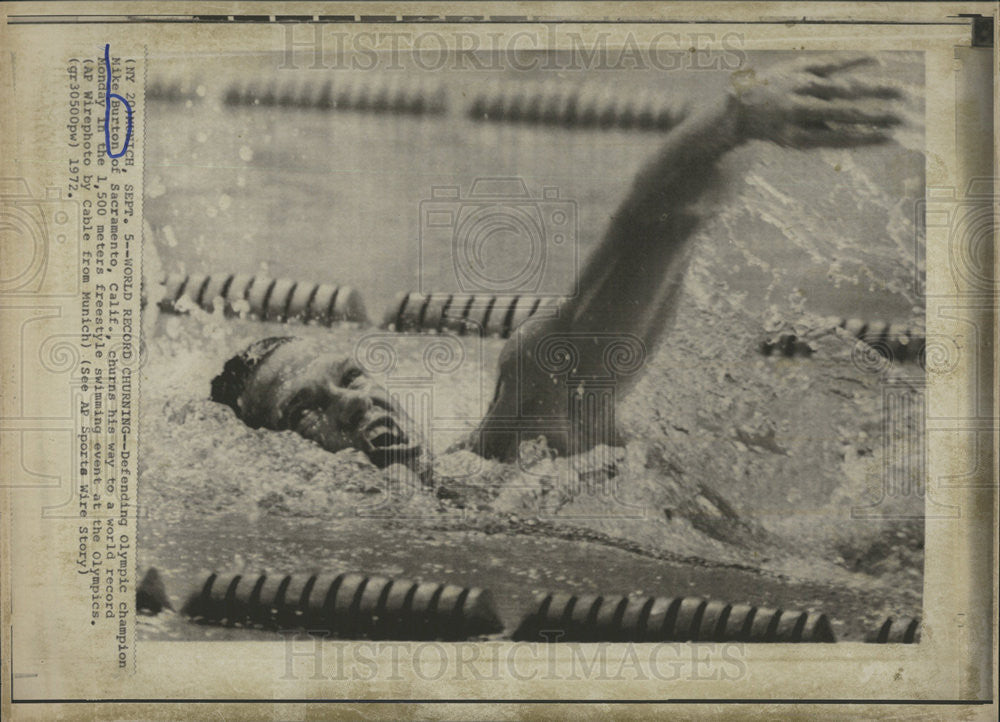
1, 2, 996, 718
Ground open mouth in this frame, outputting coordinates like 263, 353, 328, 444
361, 414, 422, 467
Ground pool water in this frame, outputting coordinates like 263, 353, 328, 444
139, 53, 925, 640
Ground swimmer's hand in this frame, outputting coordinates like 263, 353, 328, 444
729, 54, 906, 148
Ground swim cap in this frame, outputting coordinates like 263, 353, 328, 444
210, 336, 295, 418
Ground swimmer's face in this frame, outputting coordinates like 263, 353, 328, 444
237, 339, 423, 467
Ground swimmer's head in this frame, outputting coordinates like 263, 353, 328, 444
211, 336, 424, 468
210, 336, 296, 415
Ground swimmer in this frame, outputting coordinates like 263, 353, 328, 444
211, 55, 908, 468
211, 335, 425, 468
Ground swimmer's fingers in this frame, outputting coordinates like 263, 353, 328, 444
736, 54, 909, 146
797, 53, 877, 78
795, 77, 904, 101
788, 124, 894, 149
792, 97, 903, 128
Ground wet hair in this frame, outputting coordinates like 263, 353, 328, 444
210, 336, 295, 419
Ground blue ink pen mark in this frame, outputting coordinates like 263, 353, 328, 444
103, 43, 133, 158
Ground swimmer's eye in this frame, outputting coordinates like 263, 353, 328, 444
281, 387, 321, 429
340, 367, 364, 387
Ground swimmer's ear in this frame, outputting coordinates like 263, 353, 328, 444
210, 336, 296, 417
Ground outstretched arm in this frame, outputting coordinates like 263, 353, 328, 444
561, 92, 739, 367
563, 54, 905, 367
473, 55, 907, 460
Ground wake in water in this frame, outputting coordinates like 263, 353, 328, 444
140, 53, 925, 615
140, 274, 923, 604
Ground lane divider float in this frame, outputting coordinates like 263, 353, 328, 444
866, 615, 921, 644
181, 571, 503, 640
760, 317, 926, 364
147, 76, 204, 103
511, 591, 836, 643
151, 269, 927, 371
467, 82, 687, 132
223, 77, 448, 116
383, 292, 563, 337
147, 568, 917, 643
158, 272, 368, 325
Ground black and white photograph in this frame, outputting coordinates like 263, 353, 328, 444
1, 4, 995, 713
137, 43, 928, 646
